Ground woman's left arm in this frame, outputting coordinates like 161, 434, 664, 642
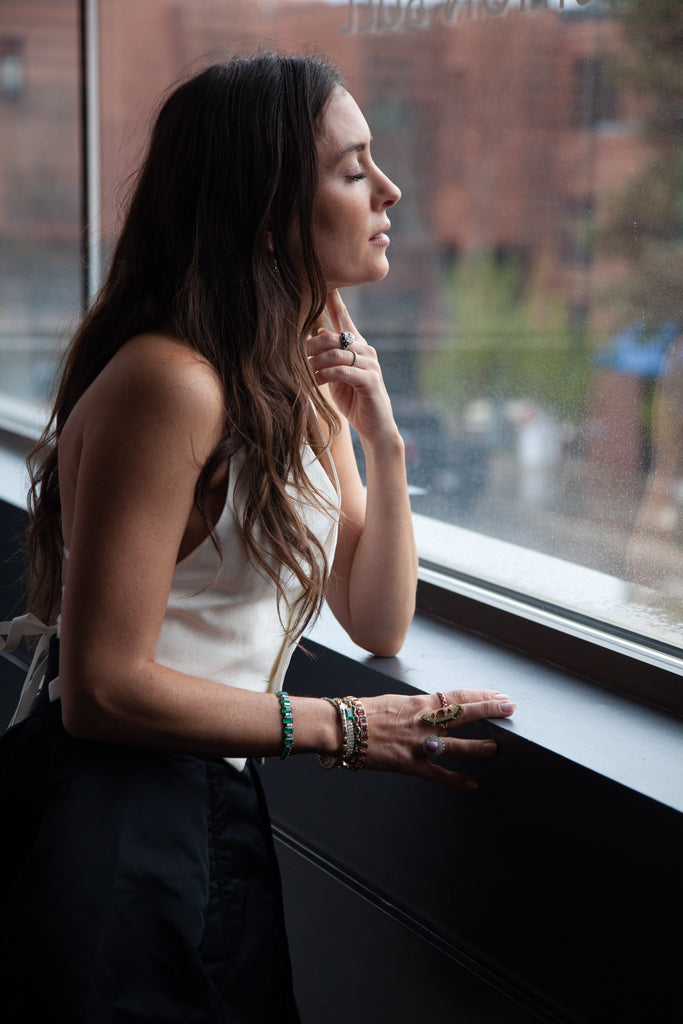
308, 290, 418, 656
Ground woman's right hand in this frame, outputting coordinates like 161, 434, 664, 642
359, 689, 516, 789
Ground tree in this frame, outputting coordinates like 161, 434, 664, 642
423, 251, 590, 429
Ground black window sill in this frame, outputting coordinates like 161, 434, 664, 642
306, 600, 683, 815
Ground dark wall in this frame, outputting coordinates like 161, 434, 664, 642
0, 499, 28, 614
262, 643, 682, 1024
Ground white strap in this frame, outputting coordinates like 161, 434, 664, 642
1, 613, 57, 728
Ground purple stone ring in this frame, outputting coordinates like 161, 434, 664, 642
422, 735, 446, 758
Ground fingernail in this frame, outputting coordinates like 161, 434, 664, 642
465, 778, 479, 790
482, 741, 497, 754
499, 702, 515, 715
493, 692, 510, 700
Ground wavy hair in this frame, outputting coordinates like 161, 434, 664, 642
27, 52, 343, 636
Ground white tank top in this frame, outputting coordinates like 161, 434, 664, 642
154, 441, 340, 769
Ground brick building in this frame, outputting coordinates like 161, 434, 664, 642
0, 1, 648, 320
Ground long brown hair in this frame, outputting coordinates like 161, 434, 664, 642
27, 53, 343, 636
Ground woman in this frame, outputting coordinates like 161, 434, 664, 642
0, 53, 515, 1021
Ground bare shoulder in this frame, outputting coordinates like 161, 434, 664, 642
66, 332, 225, 458
108, 333, 223, 428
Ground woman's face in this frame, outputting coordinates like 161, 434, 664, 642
312, 88, 401, 291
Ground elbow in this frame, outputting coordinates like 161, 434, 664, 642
349, 596, 416, 658
368, 640, 404, 659
60, 697, 96, 740
352, 621, 412, 659
59, 665, 135, 743
60, 684, 109, 741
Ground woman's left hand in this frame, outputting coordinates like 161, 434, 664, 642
306, 289, 398, 448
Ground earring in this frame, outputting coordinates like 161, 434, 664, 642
273, 258, 279, 274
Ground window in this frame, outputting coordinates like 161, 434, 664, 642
2, 0, 682, 704
0, 2, 80, 427
0, 38, 25, 101
572, 56, 619, 128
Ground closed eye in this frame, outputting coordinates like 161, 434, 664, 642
346, 172, 367, 182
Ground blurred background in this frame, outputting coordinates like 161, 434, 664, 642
2, 0, 682, 648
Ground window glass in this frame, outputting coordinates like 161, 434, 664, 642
80, 0, 683, 653
0, 1, 80, 420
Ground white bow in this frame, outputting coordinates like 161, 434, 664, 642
1, 613, 57, 728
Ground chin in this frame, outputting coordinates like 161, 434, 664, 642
331, 261, 390, 291
362, 264, 391, 287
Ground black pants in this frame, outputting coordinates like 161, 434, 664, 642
0, 643, 301, 1023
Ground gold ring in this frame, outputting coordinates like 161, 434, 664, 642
419, 703, 463, 727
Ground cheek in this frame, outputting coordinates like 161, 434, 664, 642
312, 203, 339, 243
313, 220, 351, 272
313, 187, 357, 245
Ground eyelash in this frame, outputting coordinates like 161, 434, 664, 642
346, 172, 367, 182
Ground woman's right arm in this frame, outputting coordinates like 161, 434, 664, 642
57, 336, 338, 758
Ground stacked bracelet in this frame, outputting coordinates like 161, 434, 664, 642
318, 697, 349, 769
276, 691, 294, 760
344, 696, 369, 772
317, 696, 368, 771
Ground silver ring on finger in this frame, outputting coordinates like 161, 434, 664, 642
349, 349, 358, 368
423, 735, 446, 758
340, 331, 356, 349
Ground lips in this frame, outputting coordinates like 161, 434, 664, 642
370, 222, 391, 244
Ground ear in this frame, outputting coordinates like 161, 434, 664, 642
266, 229, 274, 254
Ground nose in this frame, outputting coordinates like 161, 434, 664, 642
384, 175, 401, 208
375, 168, 401, 209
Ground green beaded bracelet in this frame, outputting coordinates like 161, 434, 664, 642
276, 690, 294, 760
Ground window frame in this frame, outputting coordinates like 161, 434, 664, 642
416, 562, 683, 717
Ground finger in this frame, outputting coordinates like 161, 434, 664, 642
306, 329, 354, 358
414, 698, 515, 730
443, 689, 512, 705
446, 738, 498, 757
326, 290, 363, 343
309, 345, 361, 373
441, 700, 515, 727
441, 692, 516, 719
420, 762, 480, 791
325, 289, 347, 334
462, 699, 516, 723
417, 736, 496, 764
